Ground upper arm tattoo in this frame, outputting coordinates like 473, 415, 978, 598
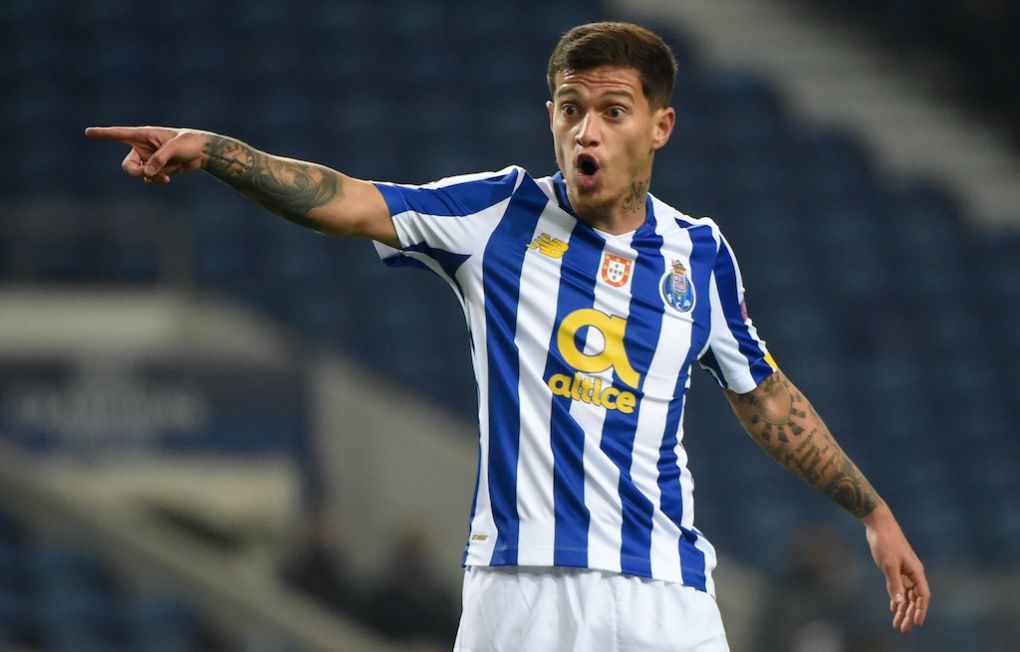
732, 374, 881, 518
204, 136, 343, 230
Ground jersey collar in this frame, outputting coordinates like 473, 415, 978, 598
551, 171, 656, 238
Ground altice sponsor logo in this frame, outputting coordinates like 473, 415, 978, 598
547, 308, 640, 414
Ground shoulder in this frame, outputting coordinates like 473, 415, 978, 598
376, 166, 529, 218
529, 172, 561, 204
651, 195, 723, 245
417, 165, 526, 191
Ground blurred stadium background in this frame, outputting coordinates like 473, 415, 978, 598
1, 0, 1019, 650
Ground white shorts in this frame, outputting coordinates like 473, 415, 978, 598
454, 566, 730, 652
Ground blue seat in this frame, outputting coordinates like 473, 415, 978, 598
128, 594, 196, 652
793, 127, 874, 201
36, 590, 126, 652
33, 545, 119, 592
382, 0, 448, 42
157, 82, 234, 132
976, 497, 1020, 563
94, 240, 160, 283
734, 488, 804, 570
48, 628, 126, 652
0, 587, 34, 634
231, 0, 297, 34
713, 73, 790, 152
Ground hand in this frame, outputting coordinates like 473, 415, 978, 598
84, 126, 211, 186
863, 504, 931, 634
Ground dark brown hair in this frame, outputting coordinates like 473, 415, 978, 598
547, 22, 678, 109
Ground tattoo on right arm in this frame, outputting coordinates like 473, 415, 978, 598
204, 135, 343, 230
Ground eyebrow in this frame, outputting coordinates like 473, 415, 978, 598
556, 88, 636, 102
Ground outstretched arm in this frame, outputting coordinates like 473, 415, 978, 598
725, 370, 931, 634
85, 126, 398, 247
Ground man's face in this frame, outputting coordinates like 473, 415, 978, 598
547, 65, 675, 224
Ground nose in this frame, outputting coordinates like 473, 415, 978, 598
575, 113, 600, 146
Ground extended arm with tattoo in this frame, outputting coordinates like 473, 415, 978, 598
725, 371, 880, 518
202, 135, 344, 232
726, 369, 931, 633
84, 126, 398, 246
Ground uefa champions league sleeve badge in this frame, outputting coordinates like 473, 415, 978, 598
661, 259, 696, 313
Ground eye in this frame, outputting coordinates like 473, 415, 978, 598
561, 103, 578, 117
607, 106, 626, 119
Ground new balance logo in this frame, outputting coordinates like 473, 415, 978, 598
527, 233, 569, 259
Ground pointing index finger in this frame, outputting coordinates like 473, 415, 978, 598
85, 126, 146, 142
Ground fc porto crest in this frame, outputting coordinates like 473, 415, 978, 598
661, 259, 695, 313
600, 253, 633, 288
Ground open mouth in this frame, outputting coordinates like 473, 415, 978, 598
576, 153, 600, 187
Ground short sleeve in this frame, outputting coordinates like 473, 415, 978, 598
698, 232, 778, 393
372, 167, 522, 274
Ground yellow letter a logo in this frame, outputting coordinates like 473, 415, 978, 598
556, 309, 641, 389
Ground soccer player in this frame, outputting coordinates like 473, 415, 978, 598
87, 21, 930, 652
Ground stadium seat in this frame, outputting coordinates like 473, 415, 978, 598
129, 594, 197, 652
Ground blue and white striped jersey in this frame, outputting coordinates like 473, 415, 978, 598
374, 166, 777, 594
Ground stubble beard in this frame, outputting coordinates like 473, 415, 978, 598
567, 183, 614, 223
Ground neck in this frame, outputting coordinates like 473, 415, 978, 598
618, 178, 649, 221
569, 178, 650, 235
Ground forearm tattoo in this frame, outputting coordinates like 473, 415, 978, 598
204, 136, 342, 230
731, 374, 881, 518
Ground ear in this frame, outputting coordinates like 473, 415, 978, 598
651, 106, 676, 150
546, 100, 555, 130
